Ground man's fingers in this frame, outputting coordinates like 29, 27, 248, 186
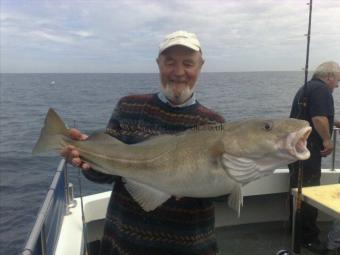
321, 149, 332, 157
60, 145, 76, 157
80, 134, 89, 140
71, 150, 80, 158
72, 158, 82, 166
60, 129, 89, 169
69, 128, 82, 140
71, 158, 91, 170
81, 163, 91, 170
69, 128, 88, 141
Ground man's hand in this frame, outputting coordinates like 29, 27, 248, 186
334, 120, 340, 134
311, 116, 334, 157
335, 120, 340, 127
60, 128, 91, 170
321, 139, 333, 157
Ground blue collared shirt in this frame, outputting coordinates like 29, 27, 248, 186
157, 92, 197, 108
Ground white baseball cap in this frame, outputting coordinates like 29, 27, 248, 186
159, 30, 201, 54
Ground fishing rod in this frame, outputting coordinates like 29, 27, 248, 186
293, 0, 313, 253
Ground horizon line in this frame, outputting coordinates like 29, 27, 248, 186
0, 70, 307, 74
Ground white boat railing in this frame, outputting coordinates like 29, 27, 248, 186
21, 159, 75, 255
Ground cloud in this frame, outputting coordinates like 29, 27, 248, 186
28, 30, 74, 44
1, 0, 339, 72
71, 30, 93, 38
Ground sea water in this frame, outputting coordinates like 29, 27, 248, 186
0, 72, 339, 254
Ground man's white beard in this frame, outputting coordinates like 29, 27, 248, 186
161, 82, 195, 105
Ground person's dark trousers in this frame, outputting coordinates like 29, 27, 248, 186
288, 141, 322, 244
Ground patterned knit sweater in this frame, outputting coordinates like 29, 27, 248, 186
83, 93, 225, 255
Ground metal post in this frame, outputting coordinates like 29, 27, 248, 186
40, 224, 47, 255
291, 193, 297, 253
78, 168, 89, 255
331, 127, 339, 172
64, 161, 71, 214
68, 183, 77, 208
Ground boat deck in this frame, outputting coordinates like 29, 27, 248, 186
57, 169, 339, 255
22, 165, 340, 255
216, 221, 332, 255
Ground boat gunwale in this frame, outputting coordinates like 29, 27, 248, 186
21, 159, 67, 255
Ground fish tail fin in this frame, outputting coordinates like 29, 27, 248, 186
32, 108, 69, 155
228, 184, 243, 217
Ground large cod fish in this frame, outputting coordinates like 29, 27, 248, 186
33, 108, 311, 215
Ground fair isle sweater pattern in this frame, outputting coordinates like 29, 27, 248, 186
83, 93, 225, 255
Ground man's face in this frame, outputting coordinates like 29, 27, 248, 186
326, 73, 340, 91
157, 45, 204, 105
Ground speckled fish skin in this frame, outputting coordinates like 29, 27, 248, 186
33, 108, 311, 212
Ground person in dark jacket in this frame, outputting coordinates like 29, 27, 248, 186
289, 61, 340, 254
61, 31, 225, 255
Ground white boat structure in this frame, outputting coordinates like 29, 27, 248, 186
21, 128, 340, 255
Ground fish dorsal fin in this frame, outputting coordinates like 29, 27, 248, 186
123, 178, 171, 212
44, 108, 69, 135
228, 183, 243, 217
221, 153, 260, 184
32, 108, 68, 155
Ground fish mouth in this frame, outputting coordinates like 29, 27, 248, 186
286, 126, 312, 160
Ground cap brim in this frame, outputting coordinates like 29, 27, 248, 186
159, 39, 200, 54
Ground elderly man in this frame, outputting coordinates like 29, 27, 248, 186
289, 61, 340, 254
63, 31, 224, 255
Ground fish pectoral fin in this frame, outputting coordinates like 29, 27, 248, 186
124, 178, 171, 212
221, 153, 260, 184
227, 183, 243, 217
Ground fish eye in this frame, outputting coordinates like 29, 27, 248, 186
263, 121, 273, 131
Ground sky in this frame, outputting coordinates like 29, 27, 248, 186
1, 0, 339, 73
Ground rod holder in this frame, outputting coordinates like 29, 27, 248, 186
331, 126, 339, 172
68, 183, 77, 208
